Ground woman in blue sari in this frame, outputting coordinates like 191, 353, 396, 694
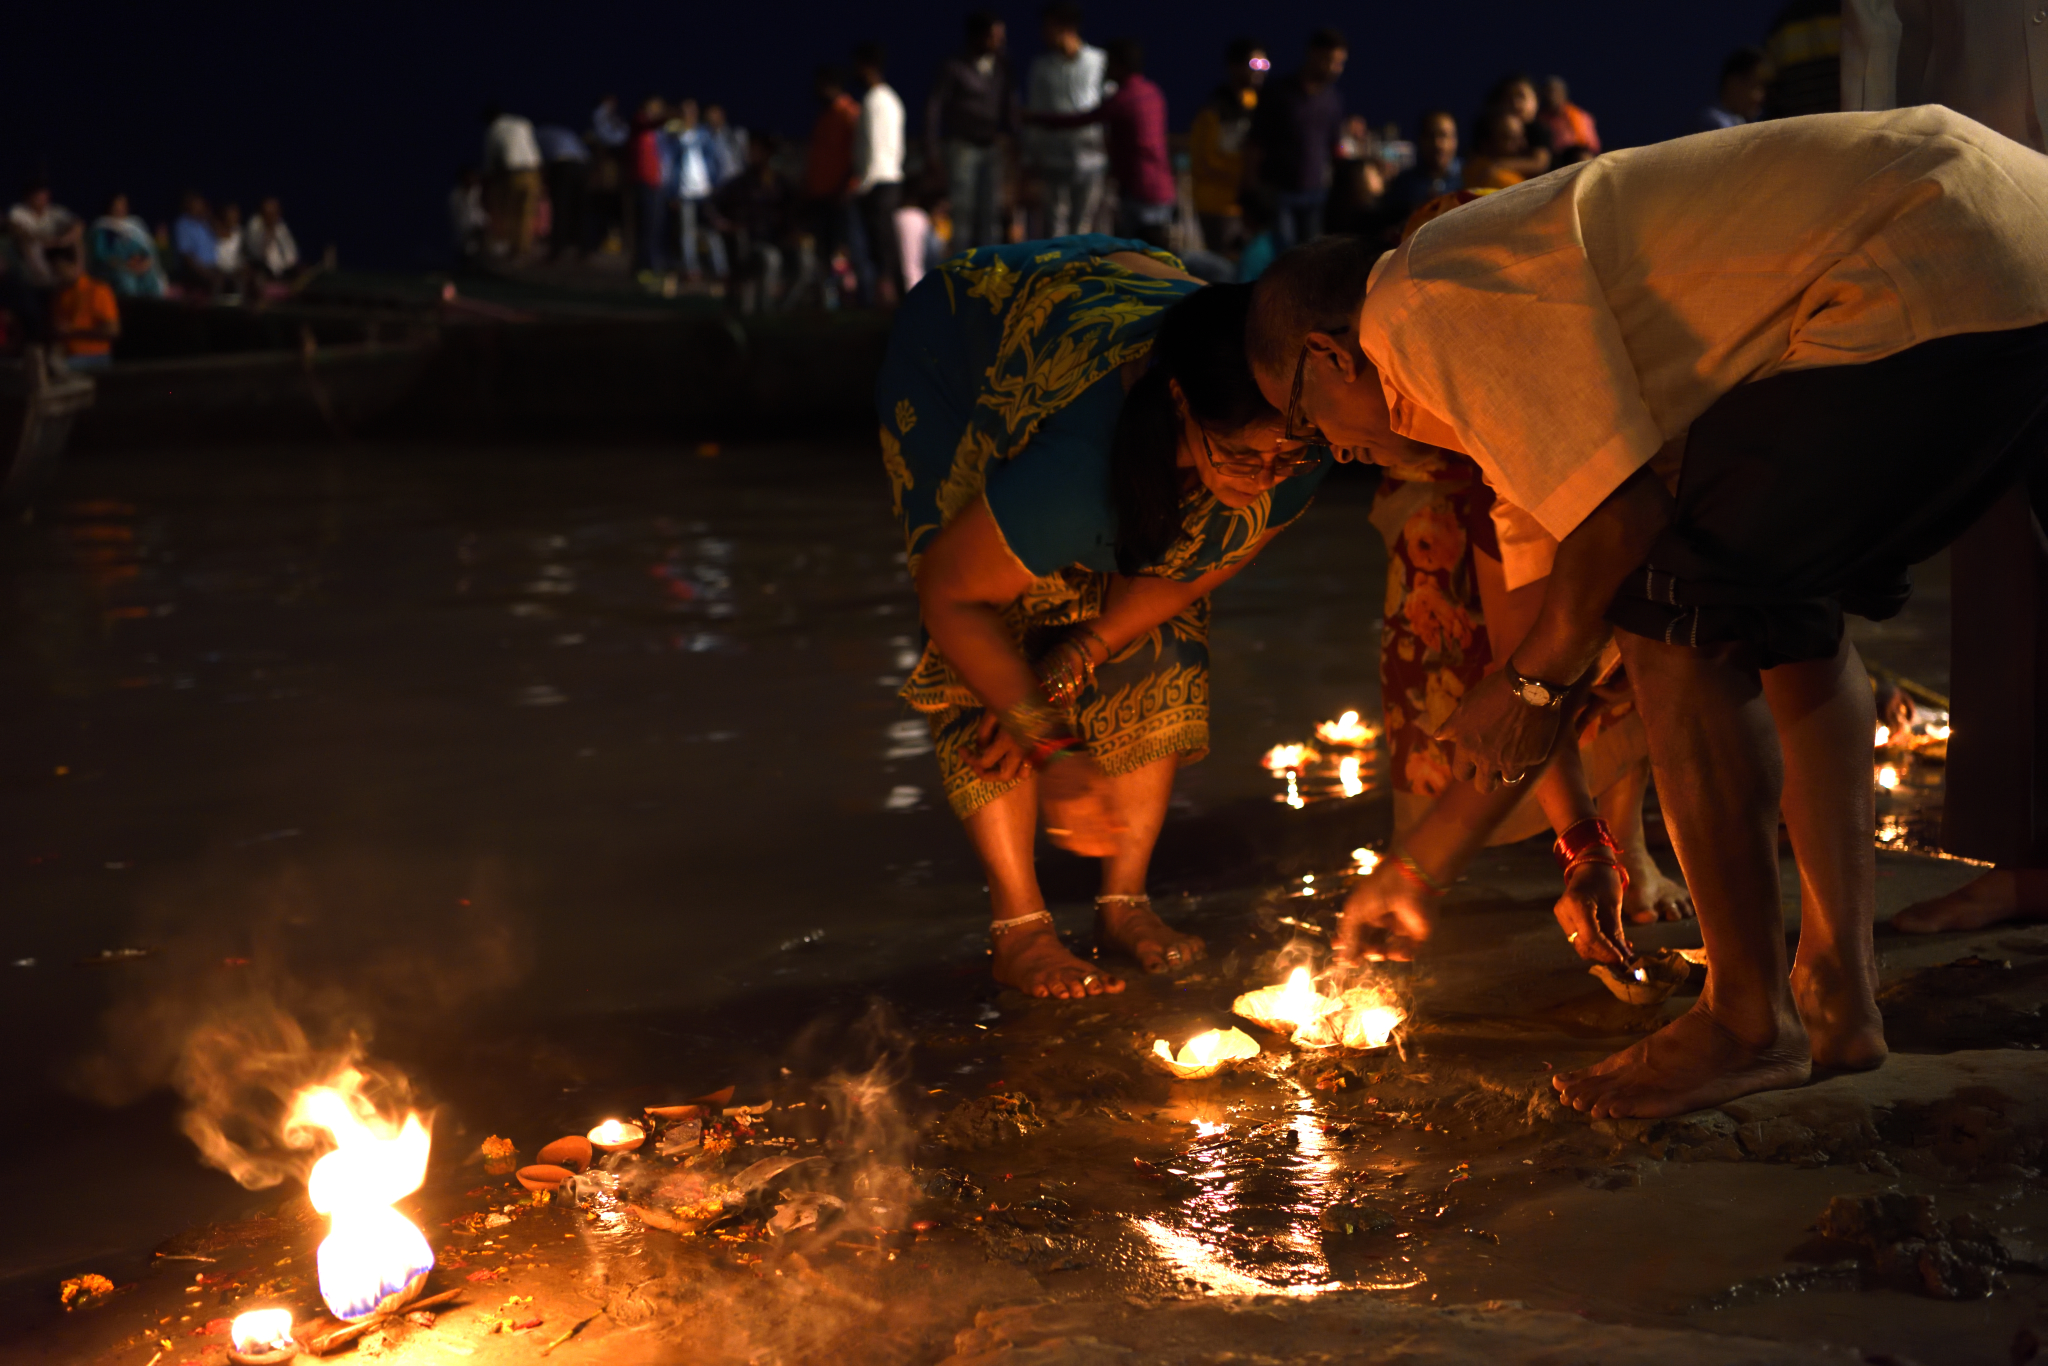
880, 235, 1330, 998
88, 193, 167, 298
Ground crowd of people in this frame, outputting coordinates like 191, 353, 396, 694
460, 5, 1789, 311
2, 180, 308, 365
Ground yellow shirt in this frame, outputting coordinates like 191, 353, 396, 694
1359, 106, 2048, 542
1188, 94, 1254, 218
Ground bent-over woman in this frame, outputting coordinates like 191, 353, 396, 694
879, 235, 1330, 999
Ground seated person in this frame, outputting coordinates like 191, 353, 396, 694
243, 197, 301, 282
49, 245, 118, 370
214, 202, 247, 291
7, 181, 83, 289
1463, 111, 1535, 190
171, 192, 221, 291
89, 193, 168, 297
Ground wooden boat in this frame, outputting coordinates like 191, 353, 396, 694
0, 347, 95, 513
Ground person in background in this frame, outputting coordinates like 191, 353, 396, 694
1765, 0, 1844, 118
1327, 114, 1385, 235
1462, 110, 1534, 189
927, 11, 1017, 251
716, 135, 790, 314
805, 67, 863, 307
214, 202, 247, 293
1380, 110, 1463, 235
536, 122, 591, 261
630, 98, 670, 277
449, 169, 489, 261
1188, 36, 1268, 254
48, 245, 118, 370
1537, 75, 1601, 157
172, 192, 221, 292
589, 95, 631, 255
243, 197, 300, 282
8, 181, 82, 290
1476, 74, 1553, 180
1025, 38, 1174, 247
1234, 188, 1279, 282
1024, 2, 1107, 239
482, 105, 544, 258
1700, 47, 1769, 130
895, 188, 934, 293
666, 100, 725, 281
852, 42, 908, 305
1246, 27, 1348, 249
89, 192, 166, 297
704, 106, 748, 189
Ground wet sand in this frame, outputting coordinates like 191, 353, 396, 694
3, 439, 2033, 1366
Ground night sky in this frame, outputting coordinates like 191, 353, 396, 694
4, 2, 1786, 269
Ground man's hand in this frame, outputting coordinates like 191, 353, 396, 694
1334, 867, 1436, 965
1037, 753, 1125, 857
967, 710, 1026, 782
1434, 668, 1565, 791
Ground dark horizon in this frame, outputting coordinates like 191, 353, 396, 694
4, 2, 1783, 270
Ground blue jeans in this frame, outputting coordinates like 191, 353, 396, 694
946, 140, 1002, 250
1273, 190, 1327, 250
678, 196, 727, 278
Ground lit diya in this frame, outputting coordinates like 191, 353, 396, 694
227, 1309, 297, 1365
1231, 967, 1406, 1050
1315, 709, 1375, 746
1149, 1027, 1260, 1079
287, 1072, 435, 1321
588, 1119, 646, 1154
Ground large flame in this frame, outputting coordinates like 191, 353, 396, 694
1231, 968, 1404, 1050
287, 1072, 434, 1321
1151, 1027, 1260, 1078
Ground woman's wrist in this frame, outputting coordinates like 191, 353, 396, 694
1000, 698, 1084, 769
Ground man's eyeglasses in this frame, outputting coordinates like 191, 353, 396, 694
1198, 422, 1321, 480
1284, 344, 1330, 448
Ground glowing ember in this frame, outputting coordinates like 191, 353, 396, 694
1878, 765, 1901, 789
229, 1309, 295, 1356
288, 1075, 434, 1322
1335, 754, 1364, 798
1151, 1027, 1261, 1078
1261, 742, 1316, 773
1352, 847, 1381, 875
1314, 710, 1374, 746
1232, 968, 1405, 1050
589, 1118, 646, 1152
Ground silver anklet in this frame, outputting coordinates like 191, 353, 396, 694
1095, 893, 1150, 908
990, 909, 1055, 936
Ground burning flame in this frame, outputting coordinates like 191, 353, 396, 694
1337, 755, 1364, 798
1151, 1027, 1260, 1078
1261, 742, 1315, 773
1352, 847, 1380, 875
589, 1118, 644, 1148
1231, 967, 1405, 1050
288, 1074, 434, 1322
230, 1309, 295, 1355
1874, 723, 1891, 747
1315, 710, 1374, 746
1877, 765, 1900, 789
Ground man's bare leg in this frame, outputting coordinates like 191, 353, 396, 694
1095, 755, 1205, 972
1894, 869, 2048, 932
1553, 635, 1811, 1119
1764, 636, 1887, 1071
963, 776, 1125, 999
1600, 756, 1695, 924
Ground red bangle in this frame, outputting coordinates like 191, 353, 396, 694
1554, 817, 1629, 893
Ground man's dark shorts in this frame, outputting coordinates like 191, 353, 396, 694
1609, 321, 2048, 668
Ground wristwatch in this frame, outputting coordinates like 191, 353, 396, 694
1505, 659, 1570, 710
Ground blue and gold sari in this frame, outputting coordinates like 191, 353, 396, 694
877, 236, 1330, 817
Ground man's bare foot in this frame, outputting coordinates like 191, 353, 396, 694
992, 922, 1125, 999
1893, 869, 2048, 934
1791, 961, 1887, 1072
1551, 1002, 1811, 1120
1620, 852, 1693, 925
1096, 895, 1205, 974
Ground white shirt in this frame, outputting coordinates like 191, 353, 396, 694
1359, 108, 2048, 544
854, 82, 906, 191
214, 228, 244, 273
484, 114, 542, 173
8, 201, 77, 286
244, 217, 299, 276
1844, 0, 2048, 149
1026, 45, 1108, 174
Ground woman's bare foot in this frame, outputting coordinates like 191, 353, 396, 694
992, 922, 1125, 999
1621, 857, 1693, 925
1552, 862, 1630, 964
1551, 1002, 1812, 1120
1791, 960, 1887, 1072
1096, 895, 1205, 974
1893, 869, 2048, 934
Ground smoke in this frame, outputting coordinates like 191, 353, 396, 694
812, 1000, 919, 1228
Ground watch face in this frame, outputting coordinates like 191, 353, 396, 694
1521, 679, 1554, 707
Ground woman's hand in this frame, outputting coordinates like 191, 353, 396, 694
1334, 866, 1436, 964
1551, 861, 1631, 965
967, 710, 1027, 782
1037, 752, 1125, 857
